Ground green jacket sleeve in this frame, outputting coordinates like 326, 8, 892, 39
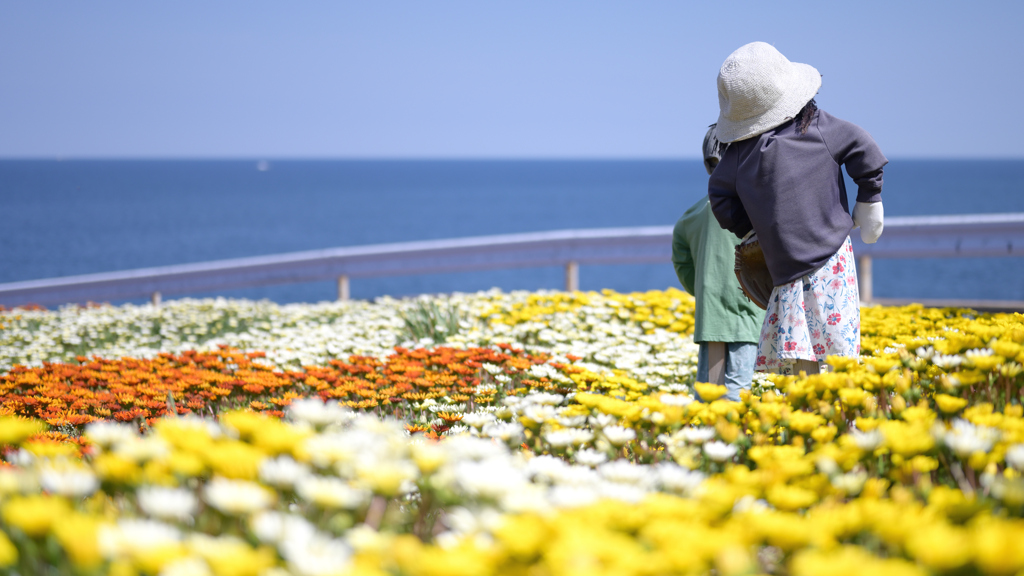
672, 217, 696, 295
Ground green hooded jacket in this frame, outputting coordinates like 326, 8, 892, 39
672, 198, 763, 343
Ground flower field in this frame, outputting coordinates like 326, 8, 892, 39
1, 288, 1024, 576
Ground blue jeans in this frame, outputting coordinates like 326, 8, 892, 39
696, 342, 757, 402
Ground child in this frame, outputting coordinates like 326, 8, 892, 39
673, 124, 764, 401
708, 42, 887, 375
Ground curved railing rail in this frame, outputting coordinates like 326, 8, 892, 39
1, 213, 1022, 309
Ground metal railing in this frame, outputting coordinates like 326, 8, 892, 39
0, 213, 1022, 309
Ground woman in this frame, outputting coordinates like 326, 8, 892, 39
708, 42, 887, 375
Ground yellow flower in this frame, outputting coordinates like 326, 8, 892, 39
219, 410, 273, 441
903, 522, 970, 570
357, 461, 418, 497
866, 357, 900, 374
879, 421, 934, 457
838, 387, 872, 408
23, 439, 79, 459
154, 417, 219, 451
93, 454, 142, 485
765, 484, 818, 512
825, 356, 860, 372
191, 536, 277, 576
811, 425, 838, 444
971, 518, 1024, 575
2, 495, 70, 537
494, 514, 549, 561
788, 412, 826, 435
199, 441, 266, 480
410, 442, 446, 475
0, 530, 17, 567
250, 420, 313, 456
0, 417, 44, 445
53, 514, 103, 568
743, 511, 822, 552
934, 393, 968, 414
694, 383, 727, 402
167, 451, 206, 477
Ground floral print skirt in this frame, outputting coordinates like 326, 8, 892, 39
756, 237, 860, 371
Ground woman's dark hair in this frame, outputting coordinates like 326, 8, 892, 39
794, 98, 817, 135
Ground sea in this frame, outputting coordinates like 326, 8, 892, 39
1, 160, 1023, 305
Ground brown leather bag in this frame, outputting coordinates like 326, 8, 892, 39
734, 234, 774, 310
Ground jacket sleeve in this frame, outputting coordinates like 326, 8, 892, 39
708, 150, 753, 238
816, 112, 889, 203
671, 217, 697, 295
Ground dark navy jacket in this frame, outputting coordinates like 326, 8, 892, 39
708, 109, 887, 285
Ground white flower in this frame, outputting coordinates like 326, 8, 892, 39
114, 436, 170, 462
658, 393, 696, 406
573, 448, 608, 467
597, 461, 649, 486
655, 464, 704, 495
296, 476, 369, 510
597, 481, 647, 503
461, 412, 496, 429
250, 511, 316, 545
932, 354, 963, 369
203, 477, 275, 515
523, 392, 564, 406
521, 404, 557, 425
556, 415, 587, 428
703, 441, 737, 462
850, 429, 884, 451
831, 471, 868, 495
499, 484, 549, 513
38, 463, 98, 498
83, 421, 139, 447
915, 346, 936, 359
260, 455, 311, 489
453, 459, 528, 500
288, 398, 353, 428
548, 485, 599, 508
543, 429, 593, 448
679, 426, 717, 444
137, 486, 198, 522
99, 519, 181, 558
481, 363, 504, 375
601, 425, 636, 446
280, 532, 352, 576
943, 419, 998, 457
481, 421, 524, 445
587, 414, 618, 428
1006, 444, 1024, 471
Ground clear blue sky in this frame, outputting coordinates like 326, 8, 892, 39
2, 1, 1021, 159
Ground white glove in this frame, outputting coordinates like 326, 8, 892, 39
852, 201, 884, 244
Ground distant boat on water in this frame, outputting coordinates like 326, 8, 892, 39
256, 160, 270, 171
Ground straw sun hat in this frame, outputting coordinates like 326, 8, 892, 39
715, 42, 821, 143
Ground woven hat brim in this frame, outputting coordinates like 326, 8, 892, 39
716, 62, 821, 143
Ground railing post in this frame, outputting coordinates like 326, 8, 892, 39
151, 291, 162, 307
565, 261, 579, 292
337, 275, 350, 301
858, 255, 873, 303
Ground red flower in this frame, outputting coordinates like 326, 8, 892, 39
827, 313, 841, 326
784, 341, 797, 351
